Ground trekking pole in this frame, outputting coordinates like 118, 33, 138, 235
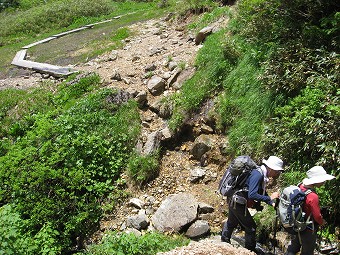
317, 226, 323, 255
273, 214, 278, 255
273, 198, 280, 255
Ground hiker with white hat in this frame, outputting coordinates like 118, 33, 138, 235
221, 155, 284, 254
286, 166, 335, 255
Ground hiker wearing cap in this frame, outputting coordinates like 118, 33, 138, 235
286, 166, 335, 255
221, 156, 284, 253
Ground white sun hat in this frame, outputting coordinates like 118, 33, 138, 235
302, 166, 335, 185
262, 156, 284, 171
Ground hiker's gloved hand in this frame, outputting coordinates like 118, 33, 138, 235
270, 192, 280, 206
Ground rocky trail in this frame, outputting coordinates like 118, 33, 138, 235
80, 15, 241, 253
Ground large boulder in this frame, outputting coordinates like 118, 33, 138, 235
151, 193, 198, 233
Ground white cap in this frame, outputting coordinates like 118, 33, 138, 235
262, 156, 284, 171
302, 166, 335, 185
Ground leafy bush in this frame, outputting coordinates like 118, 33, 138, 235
261, 47, 339, 103
176, 0, 218, 15
0, 0, 19, 12
0, 204, 36, 254
80, 231, 190, 255
230, 0, 339, 51
264, 79, 338, 172
253, 205, 276, 246
0, 75, 141, 253
0, 204, 64, 254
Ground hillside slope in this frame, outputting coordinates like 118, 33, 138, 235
0, 13, 275, 255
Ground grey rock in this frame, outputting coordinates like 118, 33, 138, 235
185, 220, 210, 239
126, 214, 150, 230
189, 167, 206, 183
195, 26, 213, 45
129, 198, 145, 209
198, 202, 214, 214
142, 131, 163, 155
190, 134, 212, 161
147, 76, 165, 96
151, 193, 198, 233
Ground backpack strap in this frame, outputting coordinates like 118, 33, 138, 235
302, 188, 314, 232
304, 189, 312, 195
256, 166, 264, 175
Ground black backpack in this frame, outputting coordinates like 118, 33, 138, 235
218, 155, 258, 197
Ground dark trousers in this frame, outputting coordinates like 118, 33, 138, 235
286, 228, 317, 255
221, 201, 257, 251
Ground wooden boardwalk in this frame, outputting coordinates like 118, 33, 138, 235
11, 15, 122, 77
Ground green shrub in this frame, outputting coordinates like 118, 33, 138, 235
264, 80, 339, 171
81, 231, 190, 255
230, 0, 339, 51
261, 47, 339, 103
127, 152, 160, 186
175, 0, 218, 15
0, 204, 64, 254
54, 73, 101, 107
0, 0, 19, 12
0, 82, 141, 253
0, 204, 37, 255
253, 205, 276, 245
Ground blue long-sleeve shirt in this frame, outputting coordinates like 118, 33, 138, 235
245, 169, 272, 205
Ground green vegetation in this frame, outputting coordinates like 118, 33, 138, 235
166, 0, 339, 234
253, 205, 276, 246
0, 0, 166, 75
0, 0, 113, 46
79, 231, 189, 255
168, 27, 237, 130
0, 74, 142, 253
127, 152, 160, 187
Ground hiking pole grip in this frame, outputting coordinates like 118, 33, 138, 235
274, 197, 280, 209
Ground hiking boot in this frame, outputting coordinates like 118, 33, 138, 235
221, 236, 231, 243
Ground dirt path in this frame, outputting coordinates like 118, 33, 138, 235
78, 16, 252, 255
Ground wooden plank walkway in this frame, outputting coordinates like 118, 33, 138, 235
11, 15, 123, 77
12, 59, 77, 77
22, 37, 57, 49
52, 27, 90, 38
